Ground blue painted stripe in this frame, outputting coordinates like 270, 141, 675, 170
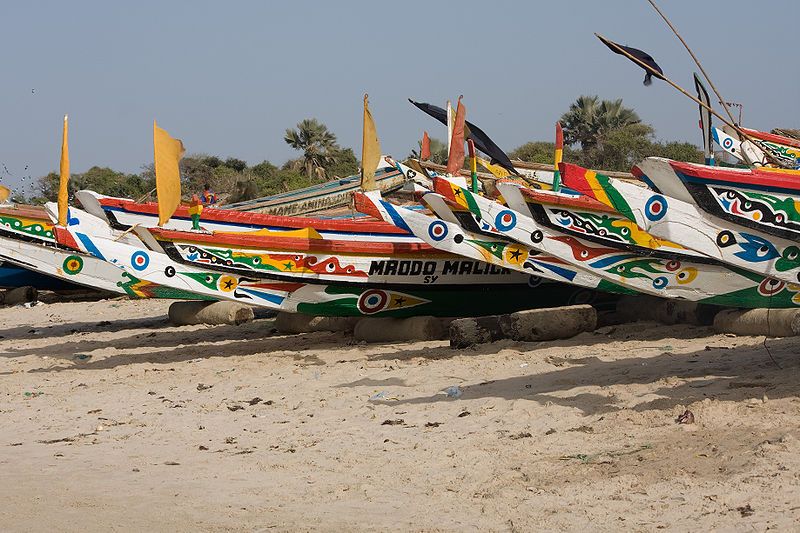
529, 260, 577, 282
589, 254, 631, 269
378, 200, 413, 233
236, 287, 285, 305
76, 233, 106, 261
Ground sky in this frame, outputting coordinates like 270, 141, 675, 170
0, 0, 797, 195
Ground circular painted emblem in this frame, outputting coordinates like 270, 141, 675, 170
428, 220, 448, 242
675, 267, 698, 285
130, 251, 150, 271
63, 255, 84, 275
652, 276, 668, 289
758, 278, 785, 297
219, 275, 238, 292
357, 289, 388, 314
716, 230, 736, 248
164, 266, 176, 277
722, 137, 734, 150
665, 260, 681, 272
644, 195, 668, 221
494, 210, 517, 232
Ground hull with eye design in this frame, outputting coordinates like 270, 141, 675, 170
54, 204, 573, 317
430, 177, 800, 309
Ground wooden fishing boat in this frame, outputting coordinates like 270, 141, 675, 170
0, 204, 208, 298
353, 189, 631, 299
635, 157, 800, 241
54, 204, 585, 317
561, 162, 800, 289
712, 126, 800, 168
429, 176, 800, 308
222, 162, 415, 215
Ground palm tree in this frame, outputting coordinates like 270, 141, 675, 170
560, 96, 640, 150
284, 119, 340, 181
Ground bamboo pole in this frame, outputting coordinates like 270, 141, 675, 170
596, 33, 787, 168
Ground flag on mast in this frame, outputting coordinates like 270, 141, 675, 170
154, 120, 185, 226
693, 73, 715, 166
420, 131, 431, 161
596, 34, 664, 86
445, 97, 466, 176
553, 122, 564, 191
57, 115, 70, 226
361, 94, 381, 191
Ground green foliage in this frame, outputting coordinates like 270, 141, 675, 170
509, 141, 580, 165
324, 147, 359, 178
560, 96, 641, 150
408, 137, 449, 165
35, 167, 154, 203
284, 118, 340, 181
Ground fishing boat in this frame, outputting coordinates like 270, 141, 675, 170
428, 175, 800, 308
353, 189, 631, 300
635, 157, 800, 242
53, 203, 577, 317
222, 164, 411, 215
561, 162, 800, 289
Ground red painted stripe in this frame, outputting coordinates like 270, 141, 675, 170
740, 127, 800, 149
518, 184, 614, 213
99, 197, 412, 235
149, 228, 443, 256
669, 160, 800, 191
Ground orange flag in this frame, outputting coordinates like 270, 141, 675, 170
57, 115, 69, 226
420, 132, 431, 161
445, 96, 465, 175
154, 120, 186, 226
0, 185, 10, 204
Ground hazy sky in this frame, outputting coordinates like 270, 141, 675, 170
1, 1, 797, 195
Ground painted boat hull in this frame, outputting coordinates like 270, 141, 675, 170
561, 163, 800, 291
434, 177, 800, 308
637, 157, 800, 242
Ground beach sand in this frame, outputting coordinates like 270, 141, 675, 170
1, 298, 799, 531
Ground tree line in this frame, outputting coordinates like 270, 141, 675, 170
28, 95, 703, 205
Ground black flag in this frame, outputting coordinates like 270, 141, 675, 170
408, 99, 518, 175
596, 34, 664, 86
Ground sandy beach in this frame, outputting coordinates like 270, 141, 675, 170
1, 298, 799, 531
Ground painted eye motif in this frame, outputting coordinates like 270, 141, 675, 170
580, 250, 590, 259
785, 247, 800, 261
326, 262, 336, 272
757, 245, 772, 258
621, 228, 630, 235
253, 257, 261, 264
205, 275, 214, 284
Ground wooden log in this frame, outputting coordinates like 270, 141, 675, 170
450, 305, 597, 347
713, 308, 800, 337
500, 304, 597, 342
449, 316, 505, 348
614, 295, 720, 326
353, 316, 451, 343
168, 301, 254, 326
2, 286, 38, 306
275, 312, 359, 334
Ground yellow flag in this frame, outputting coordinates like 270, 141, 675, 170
476, 156, 511, 178
361, 94, 381, 191
0, 185, 10, 204
57, 115, 70, 225
154, 120, 185, 226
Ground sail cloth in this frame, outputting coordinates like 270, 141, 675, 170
420, 131, 431, 161
154, 121, 186, 226
0, 185, 10, 204
361, 94, 382, 191
57, 115, 69, 226
693, 73, 715, 165
446, 97, 466, 175
596, 34, 664, 86
408, 99, 518, 175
